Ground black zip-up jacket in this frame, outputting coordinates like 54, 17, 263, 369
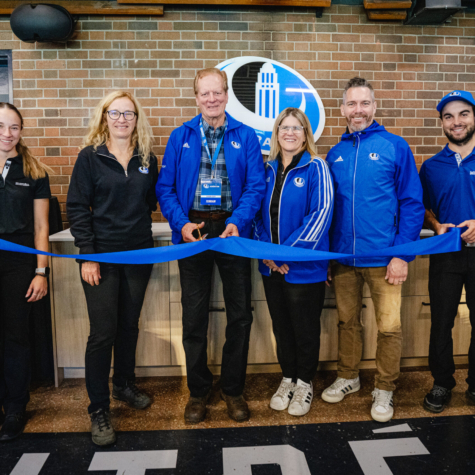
67, 144, 158, 255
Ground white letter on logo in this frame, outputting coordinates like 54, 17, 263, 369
349, 438, 429, 475
10, 454, 50, 475
88, 450, 178, 475
223, 445, 311, 475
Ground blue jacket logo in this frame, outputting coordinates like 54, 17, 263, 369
294, 177, 305, 187
231, 141, 241, 149
216, 56, 325, 155
138, 166, 149, 174
369, 153, 380, 160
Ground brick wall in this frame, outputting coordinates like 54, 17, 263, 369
1, 5, 474, 226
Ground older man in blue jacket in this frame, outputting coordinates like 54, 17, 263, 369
156, 68, 265, 424
322, 77, 425, 422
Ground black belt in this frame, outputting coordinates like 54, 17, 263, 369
189, 210, 232, 221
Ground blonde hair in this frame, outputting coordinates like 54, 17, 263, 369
0, 103, 52, 180
194, 68, 228, 95
82, 90, 153, 168
268, 108, 319, 161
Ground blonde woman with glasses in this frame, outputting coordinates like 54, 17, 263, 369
253, 108, 334, 417
67, 91, 158, 446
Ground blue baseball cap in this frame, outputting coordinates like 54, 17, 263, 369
437, 90, 475, 112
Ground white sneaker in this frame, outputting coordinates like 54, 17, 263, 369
321, 376, 360, 403
288, 380, 313, 416
371, 388, 394, 422
270, 378, 295, 411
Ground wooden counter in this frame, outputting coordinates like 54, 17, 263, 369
49, 226, 469, 386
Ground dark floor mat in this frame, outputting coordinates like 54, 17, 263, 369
2, 415, 475, 474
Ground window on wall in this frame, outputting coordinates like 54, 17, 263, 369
0, 50, 13, 103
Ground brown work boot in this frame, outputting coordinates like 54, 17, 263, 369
184, 390, 211, 424
220, 390, 250, 422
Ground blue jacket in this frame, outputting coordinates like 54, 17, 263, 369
253, 152, 334, 283
156, 112, 266, 244
326, 121, 424, 267
420, 144, 475, 226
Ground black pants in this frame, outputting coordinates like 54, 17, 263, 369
429, 245, 475, 391
81, 261, 153, 413
262, 272, 326, 384
178, 218, 253, 397
0, 251, 36, 414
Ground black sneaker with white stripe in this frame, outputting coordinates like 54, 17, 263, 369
423, 385, 452, 413
288, 380, 313, 416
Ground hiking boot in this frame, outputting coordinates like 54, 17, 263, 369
90, 408, 116, 446
113, 382, 151, 410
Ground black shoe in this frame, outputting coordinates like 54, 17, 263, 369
466, 388, 475, 404
423, 385, 452, 413
112, 382, 151, 410
0, 412, 26, 441
90, 408, 116, 446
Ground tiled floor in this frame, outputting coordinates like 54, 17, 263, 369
24, 367, 474, 433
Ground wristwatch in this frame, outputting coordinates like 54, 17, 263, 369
35, 267, 50, 277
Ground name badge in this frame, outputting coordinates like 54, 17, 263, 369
200, 178, 222, 206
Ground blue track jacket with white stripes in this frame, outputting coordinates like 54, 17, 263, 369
253, 151, 334, 284
326, 121, 425, 267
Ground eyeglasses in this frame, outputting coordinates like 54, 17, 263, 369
278, 125, 305, 134
107, 110, 137, 121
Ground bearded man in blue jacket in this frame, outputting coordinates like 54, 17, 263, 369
322, 77, 425, 422
156, 68, 265, 424
419, 90, 475, 414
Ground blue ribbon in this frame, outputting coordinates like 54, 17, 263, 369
0, 228, 462, 264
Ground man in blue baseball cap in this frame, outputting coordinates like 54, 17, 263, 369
419, 90, 475, 413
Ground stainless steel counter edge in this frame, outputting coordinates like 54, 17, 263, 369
50, 225, 435, 243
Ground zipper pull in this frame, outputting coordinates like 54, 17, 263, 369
353, 135, 356, 147
125, 170, 128, 177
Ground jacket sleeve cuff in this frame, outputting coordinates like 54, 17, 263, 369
225, 216, 242, 233
79, 245, 96, 255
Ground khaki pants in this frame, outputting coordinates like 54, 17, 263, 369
332, 263, 402, 392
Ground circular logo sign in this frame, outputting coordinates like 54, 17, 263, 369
294, 177, 305, 187
216, 56, 325, 155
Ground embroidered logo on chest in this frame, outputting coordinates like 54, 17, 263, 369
138, 167, 149, 174
231, 141, 241, 149
369, 153, 380, 160
294, 177, 305, 188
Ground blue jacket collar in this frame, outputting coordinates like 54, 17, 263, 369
184, 111, 241, 133
341, 120, 385, 141
266, 150, 313, 171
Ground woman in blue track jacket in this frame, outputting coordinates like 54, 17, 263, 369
253, 108, 334, 416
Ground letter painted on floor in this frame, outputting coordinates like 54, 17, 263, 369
88, 450, 178, 475
10, 454, 50, 475
223, 445, 311, 475
349, 438, 430, 475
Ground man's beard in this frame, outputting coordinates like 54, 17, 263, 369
347, 114, 372, 132
444, 124, 475, 146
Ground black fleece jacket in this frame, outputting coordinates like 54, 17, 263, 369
66, 144, 158, 255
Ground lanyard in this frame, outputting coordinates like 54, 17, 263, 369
1, 160, 11, 180
199, 119, 226, 176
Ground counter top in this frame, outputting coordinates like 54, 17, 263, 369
50, 225, 435, 243
49, 223, 173, 242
